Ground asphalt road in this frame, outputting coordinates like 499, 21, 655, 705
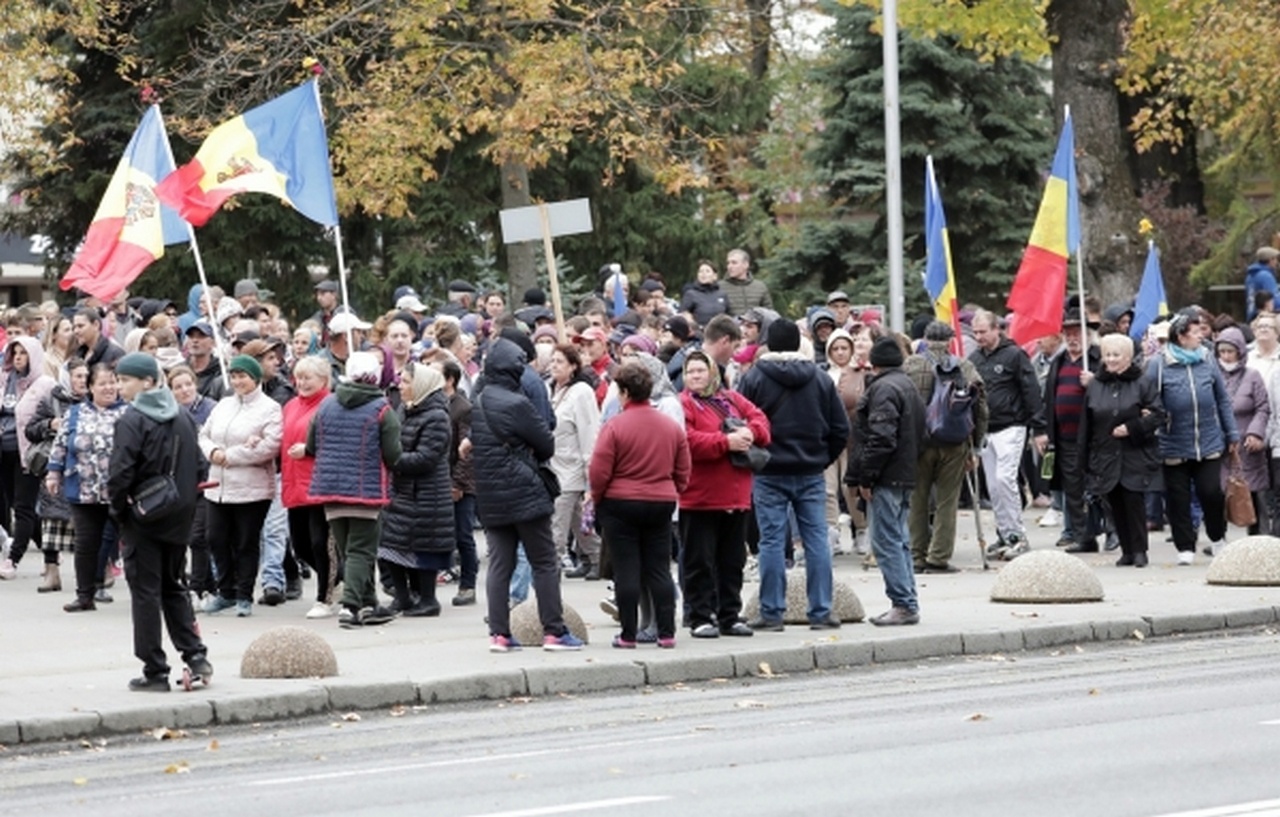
3, 630, 1280, 817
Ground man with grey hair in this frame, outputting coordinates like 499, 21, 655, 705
968, 309, 1046, 558
902, 321, 988, 571
722, 248, 773, 316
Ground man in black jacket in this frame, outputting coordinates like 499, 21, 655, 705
738, 319, 849, 631
847, 337, 926, 626
108, 353, 211, 692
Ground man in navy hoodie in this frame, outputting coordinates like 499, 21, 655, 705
738, 319, 848, 631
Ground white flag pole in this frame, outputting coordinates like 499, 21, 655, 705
1067, 105, 1088, 374
307, 78, 354, 351
155, 104, 229, 389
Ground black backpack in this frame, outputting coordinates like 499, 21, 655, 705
924, 354, 976, 446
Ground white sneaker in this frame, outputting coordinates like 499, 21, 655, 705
854, 530, 869, 555
1209, 539, 1226, 557
1177, 550, 1195, 566
838, 513, 851, 529
306, 601, 336, 619
1037, 509, 1062, 527
0, 558, 15, 580
828, 525, 848, 556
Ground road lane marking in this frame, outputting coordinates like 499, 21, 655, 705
458, 797, 671, 817
247, 733, 696, 786
1147, 799, 1280, 817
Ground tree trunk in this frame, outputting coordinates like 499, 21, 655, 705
500, 158, 536, 298
1047, 0, 1146, 308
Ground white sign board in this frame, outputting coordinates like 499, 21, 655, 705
499, 198, 593, 243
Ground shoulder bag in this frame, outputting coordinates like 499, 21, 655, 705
128, 426, 184, 521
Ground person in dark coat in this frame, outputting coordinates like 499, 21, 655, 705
107, 353, 211, 692
379, 361, 454, 616
1081, 335, 1165, 567
434, 357, 478, 606
679, 260, 729, 328
26, 358, 88, 592
472, 339, 582, 652
846, 336, 926, 626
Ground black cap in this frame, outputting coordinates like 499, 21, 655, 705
664, 315, 692, 342
448, 279, 477, 294
522, 287, 547, 306
314, 280, 339, 293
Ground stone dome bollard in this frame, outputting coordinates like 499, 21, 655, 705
1207, 535, 1280, 586
743, 570, 865, 624
240, 626, 339, 679
990, 549, 1104, 603
511, 601, 589, 646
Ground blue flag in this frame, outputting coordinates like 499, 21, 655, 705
1131, 242, 1168, 341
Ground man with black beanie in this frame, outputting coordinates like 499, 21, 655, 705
738, 318, 849, 632
847, 335, 925, 626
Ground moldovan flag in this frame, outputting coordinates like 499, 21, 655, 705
155, 80, 338, 228
924, 156, 962, 346
1005, 113, 1081, 344
1130, 241, 1168, 341
60, 106, 189, 300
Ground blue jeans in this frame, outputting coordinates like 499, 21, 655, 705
509, 544, 531, 605
453, 493, 479, 591
258, 477, 288, 590
753, 473, 831, 622
869, 485, 918, 612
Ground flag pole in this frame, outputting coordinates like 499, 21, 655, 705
1066, 105, 1088, 374
307, 75, 354, 351
155, 105, 229, 389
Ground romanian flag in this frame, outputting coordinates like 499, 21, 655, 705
1006, 113, 1081, 344
60, 106, 189, 300
924, 156, 962, 349
156, 81, 338, 228
1130, 241, 1168, 341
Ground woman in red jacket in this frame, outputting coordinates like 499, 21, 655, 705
589, 362, 691, 649
279, 356, 335, 619
678, 350, 771, 638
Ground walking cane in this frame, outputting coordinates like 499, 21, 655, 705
966, 468, 990, 570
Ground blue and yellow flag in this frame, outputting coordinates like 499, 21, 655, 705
924, 156, 962, 345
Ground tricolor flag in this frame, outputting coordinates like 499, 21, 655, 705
156, 80, 338, 228
1130, 241, 1168, 341
60, 106, 189, 300
924, 156, 962, 349
1006, 113, 1081, 344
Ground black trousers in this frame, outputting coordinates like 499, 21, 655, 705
680, 509, 748, 630
206, 500, 271, 603
1165, 458, 1226, 551
123, 527, 206, 679
0, 449, 41, 564
187, 499, 213, 594
69, 503, 112, 601
288, 505, 332, 603
1107, 485, 1149, 556
598, 499, 677, 641
485, 515, 567, 640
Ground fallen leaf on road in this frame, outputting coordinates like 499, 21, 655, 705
693, 725, 716, 731
389, 706, 406, 717
163, 762, 190, 774
1011, 611, 1040, 618
72, 778, 88, 786
988, 654, 1008, 662
1088, 688, 1100, 696
1074, 645, 1085, 653
757, 662, 775, 677
1132, 630, 1146, 641
153, 727, 186, 741
207, 740, 219, 751
967, 713, 989, 721
736, 699, 768, 709
608, 768, 623, 775
340, 712, 361, 722
510, 772, 529, 780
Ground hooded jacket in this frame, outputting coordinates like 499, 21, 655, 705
472, 339, 556, 526
108, 387, 205, 543
198, 385, 283, 504
382, 390, 455, 555
178, 284, 204, 333
737, 351, 849, 475
9, 336, 56, 464
1245, 261, 1278, 322
1216, 327, 1270, 491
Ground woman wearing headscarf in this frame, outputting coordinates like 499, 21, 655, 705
1081, 334, 1164, 567
1215, 327, 1270, 535
198, 355, 283, 616
1148, 310, 1239, 564
4, 336, 55, 579
45, 363, 127, 610
547, 343, 602, 579
379, 361, 455, 616
823, 327, 866, 555
678, 350, 770, 638
25, 357, 89, 592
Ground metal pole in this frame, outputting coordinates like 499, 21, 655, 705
155, 105, 229, 389
883, 0, 905, 334
1067, 105, 1088, 374
332, 223, 354, 350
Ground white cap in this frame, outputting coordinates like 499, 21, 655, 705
329, 312, 372, 335
396, 294, 428, 312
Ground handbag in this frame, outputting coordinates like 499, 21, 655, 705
1225, 455, 1256, 528
721, 415, 772, 473
478, 392, 560, 499
23, 439, 51, 477
127, 429, 184, 521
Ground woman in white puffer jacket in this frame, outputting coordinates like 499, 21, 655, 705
197, 355, 282, 617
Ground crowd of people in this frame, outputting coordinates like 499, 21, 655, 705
1, 242, 1276, 685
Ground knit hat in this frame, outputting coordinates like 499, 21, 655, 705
532, 324, 560, 345
345, 351, 381, 385
766, 318, 801, 352
620, 334, 658, 356
228, 354, 263, 383
869, 336, 904, 368
663, 316, 692, 342
116, 352, 161, 383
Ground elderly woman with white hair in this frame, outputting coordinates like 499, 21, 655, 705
1081, 334, 1165, 568
379, 360, 455, 617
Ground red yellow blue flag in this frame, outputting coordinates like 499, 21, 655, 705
156, 80, 338, 228
60, 106, 189, 300
1006, 113, 1080, 344
924, 156, 962, 349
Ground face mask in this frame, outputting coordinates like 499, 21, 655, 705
1219, 359, 1240, 372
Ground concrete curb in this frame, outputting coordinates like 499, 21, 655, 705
12, 607, 1276, 746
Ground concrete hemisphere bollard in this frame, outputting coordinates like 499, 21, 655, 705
990, 550, 1104, 603
1207, 535, 1280, 586
511, 601, 589, 646
240, 626, 339, 679
742, 569, 865, 624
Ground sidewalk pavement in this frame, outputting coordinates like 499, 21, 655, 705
1, 505, 1276, 745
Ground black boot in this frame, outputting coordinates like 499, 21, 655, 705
564, 557, 591, 579
404, 570, 442, 617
